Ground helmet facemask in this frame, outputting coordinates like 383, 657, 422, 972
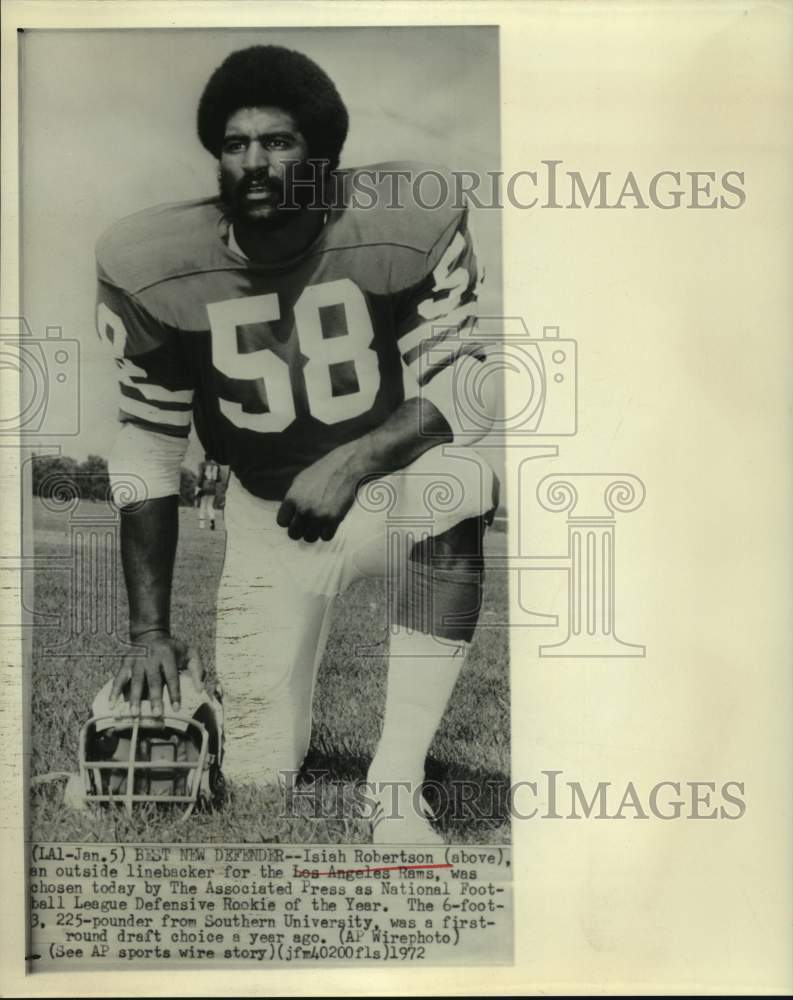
76, 675, 224, 819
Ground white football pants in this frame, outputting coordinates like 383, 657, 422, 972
214, 445, 495, 786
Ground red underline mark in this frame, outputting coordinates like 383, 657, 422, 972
312, 863, 453, 877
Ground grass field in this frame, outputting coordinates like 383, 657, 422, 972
30, 498, 510, 844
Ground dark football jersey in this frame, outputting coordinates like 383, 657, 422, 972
96, 162, 483, 500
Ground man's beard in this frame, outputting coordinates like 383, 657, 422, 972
219, 168, 319, 232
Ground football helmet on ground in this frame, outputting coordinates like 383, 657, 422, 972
68, 671, 224, 818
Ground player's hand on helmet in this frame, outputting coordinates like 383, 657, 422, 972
110, 633, 204, 719
277, 441, 368, 543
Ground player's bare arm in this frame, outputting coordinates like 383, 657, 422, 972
277, 396, 452, 542
111, 495, 186, 716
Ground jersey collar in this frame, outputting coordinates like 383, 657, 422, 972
227, 224, 248, 260
225, 212, 330, 267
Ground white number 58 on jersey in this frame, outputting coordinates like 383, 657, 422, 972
207, 278, 380, 433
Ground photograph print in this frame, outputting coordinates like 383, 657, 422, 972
22, 26, 509, 846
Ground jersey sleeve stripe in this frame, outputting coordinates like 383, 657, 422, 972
118, 411, 191, 439
119, 395, 192, 427
120, 382, 194, 412
122, 376, 193, 405
397, 302, 478, 360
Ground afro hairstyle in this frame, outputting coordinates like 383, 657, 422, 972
197, 45, 349, 171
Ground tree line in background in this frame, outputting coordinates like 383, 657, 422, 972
29, 453, 226, 508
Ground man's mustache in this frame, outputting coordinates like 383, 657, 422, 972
236, 175, 284, 198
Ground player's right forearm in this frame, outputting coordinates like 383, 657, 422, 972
119, 495, 179, 641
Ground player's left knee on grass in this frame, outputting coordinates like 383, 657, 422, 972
394, 515, 488, 642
